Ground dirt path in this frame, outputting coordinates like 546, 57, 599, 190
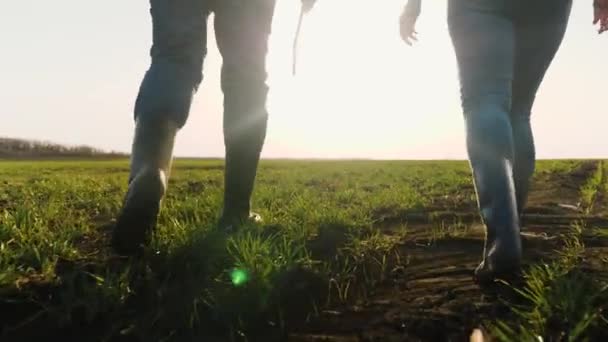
290, 161, 608, 341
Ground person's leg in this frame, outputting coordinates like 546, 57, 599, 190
510, 0, 573, 218
448, 0, 521, 281
214, 0, 276, 229
112, 0, 209, 254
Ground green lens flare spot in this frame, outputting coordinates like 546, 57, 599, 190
230, 269, 249, 286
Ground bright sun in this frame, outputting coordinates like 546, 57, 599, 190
263, 0, 464, 158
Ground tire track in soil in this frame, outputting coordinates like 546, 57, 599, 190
290, 160, 606, 341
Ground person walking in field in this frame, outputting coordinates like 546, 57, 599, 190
400, 0, 607, 282
112, 0, 317, 255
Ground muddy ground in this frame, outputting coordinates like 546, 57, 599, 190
290, 161, 608, 341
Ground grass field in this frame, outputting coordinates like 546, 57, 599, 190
1, 159, 607, 341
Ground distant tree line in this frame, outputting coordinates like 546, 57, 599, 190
0, 137, 127, 159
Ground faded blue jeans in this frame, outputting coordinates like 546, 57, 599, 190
135, 0, 276, 218
448, 0, 572, 265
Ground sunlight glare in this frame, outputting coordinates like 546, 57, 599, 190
266, 0, 465, 159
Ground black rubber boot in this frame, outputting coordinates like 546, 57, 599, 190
219, 140, 263, 232
471, 157, 523, 284
111, 118, 177, 255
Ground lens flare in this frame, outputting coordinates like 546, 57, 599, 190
230, 268, 249, 286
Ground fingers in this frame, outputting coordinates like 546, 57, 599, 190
599, 10, 608, 33
409, 32, 418, 43
400, 25, 418, 46
594, 0, 608, 33
400, 14, 419, 45
403, 33, 418, 46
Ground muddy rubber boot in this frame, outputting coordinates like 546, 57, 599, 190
219, 142, 263, 232
471, 157, 523, 284
111, 118, 178, 255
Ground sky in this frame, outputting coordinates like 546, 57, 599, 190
1, 1, 606, 159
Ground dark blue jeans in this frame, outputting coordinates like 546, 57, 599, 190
448, 0, 572, 239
